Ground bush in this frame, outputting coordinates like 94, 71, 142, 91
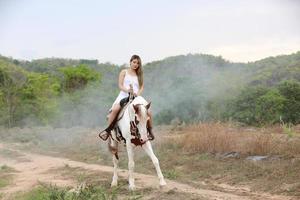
59, 64, 101, 92
230, 86, 269, 125
255, 89, 285, 125
277, 80, 300, 124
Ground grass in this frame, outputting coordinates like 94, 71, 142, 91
0, 148, 24, 159
12, 165, 200, 200
282, 122, 296, 138
163, 169, 181, 180
14, 182, 119, 200
0, 165, 16, 189
13, 182, 202, 200
155, 145, 300, 196
1, 123, 300, 197
172, 122, 300, 156
153, 123, 300, 196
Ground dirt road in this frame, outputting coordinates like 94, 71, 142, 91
0, 143, 295, 200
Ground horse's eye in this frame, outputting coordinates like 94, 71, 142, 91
134, 115, 140, 125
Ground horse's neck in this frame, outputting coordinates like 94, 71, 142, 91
125, 104, 135, 121
117, 104, 133, 128
132, 96, 147, 105
117, 97, 147, 140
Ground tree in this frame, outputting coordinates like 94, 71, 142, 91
230, 86, 269, 125
59, 64, 101, 92
0, 62, 26, 127
255, 89, 285, 125
19, 72, 60, 126
277, 80, 300, 124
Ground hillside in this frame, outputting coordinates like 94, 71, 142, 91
0, 51, 299, 127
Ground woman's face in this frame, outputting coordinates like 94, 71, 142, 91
130, 59, 139, 70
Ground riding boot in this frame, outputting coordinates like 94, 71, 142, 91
147, 118, 155, 141
99, 109, 121, 141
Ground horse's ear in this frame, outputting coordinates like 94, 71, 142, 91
133, 104, 139, 113
146, 102, 151, 110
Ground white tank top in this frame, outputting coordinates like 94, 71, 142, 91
123, 69, 139, 94
111, 69, 139, 108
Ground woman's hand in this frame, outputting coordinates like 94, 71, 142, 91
128, 84, 134, 94
128, 88, 134, 94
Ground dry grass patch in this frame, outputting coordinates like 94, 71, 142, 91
170, 122, 300, 156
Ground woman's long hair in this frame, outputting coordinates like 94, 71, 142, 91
130, 55, 143, 87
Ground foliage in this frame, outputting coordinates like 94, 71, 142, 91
0, 60, 27, 127
59, 64, 101, 92
255, 89, 285, 125
228, 80, 300, 126
18, 72, 60, 126
0, 58, 102, 127
15, 183, 119, 200
277, 80, 300, 124
0, 51, 300, 127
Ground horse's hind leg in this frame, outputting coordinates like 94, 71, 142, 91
111, 152, 119, 187
109, 137, 119, 187
142, 141, 166, 186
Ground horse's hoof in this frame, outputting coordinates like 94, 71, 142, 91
111, 181, 118, 187
160, 180, 167, 186
128, 185, 136, 191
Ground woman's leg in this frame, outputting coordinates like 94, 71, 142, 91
147, 109, 155, 140
106, 103, 121, 131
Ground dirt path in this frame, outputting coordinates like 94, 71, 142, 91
0, 143, 295, 200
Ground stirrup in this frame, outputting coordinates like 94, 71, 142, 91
99, 129, 110, 141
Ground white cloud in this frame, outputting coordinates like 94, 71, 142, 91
207, 38, 300, 62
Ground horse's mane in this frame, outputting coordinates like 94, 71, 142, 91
131, 96, 148, 106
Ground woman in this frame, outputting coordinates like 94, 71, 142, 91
102, 55, 154, 140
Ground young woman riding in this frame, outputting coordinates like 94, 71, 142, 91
102, 54, 154, 140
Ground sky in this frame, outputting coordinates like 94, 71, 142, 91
0, 0, 299, 65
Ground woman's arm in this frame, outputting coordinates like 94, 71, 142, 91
118, 69, 129, 93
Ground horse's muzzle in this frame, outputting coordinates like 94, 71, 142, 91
140, 138, 148, 144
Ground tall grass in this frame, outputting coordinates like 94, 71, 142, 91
171, 122, 300, 156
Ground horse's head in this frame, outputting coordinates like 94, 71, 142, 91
132, 102, 151, 143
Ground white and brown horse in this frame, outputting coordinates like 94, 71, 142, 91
108, 96, 166, 190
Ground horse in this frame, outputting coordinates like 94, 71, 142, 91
108, 96, 166, 190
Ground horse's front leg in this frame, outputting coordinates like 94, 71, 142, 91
111, 153, 119, 187
142, 141, 166, 186
126, 139, 135, 190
